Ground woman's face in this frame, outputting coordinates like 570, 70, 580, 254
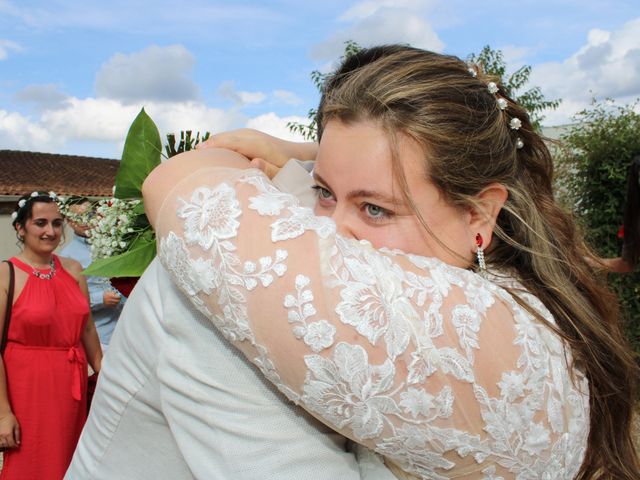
16, 201, 64, 255
314, 119, 473, 267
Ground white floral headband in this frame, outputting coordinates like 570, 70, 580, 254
11, 191, 65, 221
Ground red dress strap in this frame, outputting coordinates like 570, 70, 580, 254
9, 256, 57, 275
8, 257, 31, 274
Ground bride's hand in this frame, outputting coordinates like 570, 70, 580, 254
198, 129, 317, 179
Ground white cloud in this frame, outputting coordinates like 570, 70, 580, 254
218, 81, 266, 106
245, 112, 309, 142
312, 2, 444, 62
0, 39, 21, 60
338, 0, 431, 21
532, 17, 640, 125
0, 94, 306, 157
499, 46, 531, 70
273, 90, 303, 106
95, 44, 199, 103
0, 109, 59, 150
14, 84, 70, 111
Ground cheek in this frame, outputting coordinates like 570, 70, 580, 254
366, 218, 436, 256
314, 202, 332, 218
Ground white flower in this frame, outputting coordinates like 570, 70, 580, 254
335, 252, 416, 358
468, 66, 477, 78
302, 343, 397, 440
487, 82, 499, 94
11, 212, 17, 220
178, 184, 241, 250
399, 388, 434, 418
516, 137, 524, 149
249, 193, 288, 216
85, 197, 140, 260
48, 191, 57, 199
509, 117, 522, 130
18, 199, 26, 208
189, 256, 220, 294
497, 98, 508, 110
522, 422, 550, 456
497, 371, 526, 401
303, 320, 336, 352
30, 191, 39, 197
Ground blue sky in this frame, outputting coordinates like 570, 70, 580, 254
1, 0, 639, 159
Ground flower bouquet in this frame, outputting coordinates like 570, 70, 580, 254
80, 108, 161, 284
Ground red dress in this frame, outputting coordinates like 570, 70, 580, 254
1, 256, 89, 480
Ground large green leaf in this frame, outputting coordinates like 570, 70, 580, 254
114, 108, 162, 199
83, 237, 156, 277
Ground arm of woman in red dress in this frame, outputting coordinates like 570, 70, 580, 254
63, 258, 103, 373
0, 261, 20, 449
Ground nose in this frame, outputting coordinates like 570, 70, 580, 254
330, 206, 355, 239
44, 223, 56, 237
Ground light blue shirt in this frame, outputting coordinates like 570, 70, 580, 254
61, 233, 125, 346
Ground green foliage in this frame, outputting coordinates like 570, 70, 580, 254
84, 108, 162, 278
290, 42, 560, 140
467, 46, 561, 130
556, 98, 640, 353
165, 130, 211, 158
287, 40, 363, 141
114, 108, 162, 199
83, 235, 156, 277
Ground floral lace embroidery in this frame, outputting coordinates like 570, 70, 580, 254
158, 169, 589, 479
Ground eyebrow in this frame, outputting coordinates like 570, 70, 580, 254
313, 171, 404, 206
32, 216, 64, 221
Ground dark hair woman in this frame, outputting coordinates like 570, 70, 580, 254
0, 192, 102, 479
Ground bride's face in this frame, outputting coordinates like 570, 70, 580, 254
314, 119, 473, 267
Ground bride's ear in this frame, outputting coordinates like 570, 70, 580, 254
468, 183, 508, 250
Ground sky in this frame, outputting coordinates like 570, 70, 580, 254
1, 0, 639, 159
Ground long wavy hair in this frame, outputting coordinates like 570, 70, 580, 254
318, 46, 639, 479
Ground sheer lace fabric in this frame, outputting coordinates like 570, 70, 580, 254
155, 167, 589, 479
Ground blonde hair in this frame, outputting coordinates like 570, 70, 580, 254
319, 46, 639, 479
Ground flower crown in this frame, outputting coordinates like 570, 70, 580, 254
468, 65, 524, 150
11, 191, 65, 222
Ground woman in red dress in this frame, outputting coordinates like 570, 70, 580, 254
0, 192, 102, 479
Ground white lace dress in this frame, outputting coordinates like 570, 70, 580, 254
155, 166, 590, 479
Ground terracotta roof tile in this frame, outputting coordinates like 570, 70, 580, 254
0, 150, 119, 197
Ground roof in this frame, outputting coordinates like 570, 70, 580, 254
0, 149, 119, 197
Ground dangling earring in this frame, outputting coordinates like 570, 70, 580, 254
475, 233, 486, 273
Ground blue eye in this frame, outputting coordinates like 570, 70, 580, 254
365, 204, 384, 217
312, 185, 334, 200
362, 203, 394, 224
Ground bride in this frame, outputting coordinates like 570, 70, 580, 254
141, 46, 639, 478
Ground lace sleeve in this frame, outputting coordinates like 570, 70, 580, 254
155, 166, 590, 479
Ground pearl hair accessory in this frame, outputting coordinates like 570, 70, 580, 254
467, 63, 525, 150
486, 82, 525, 150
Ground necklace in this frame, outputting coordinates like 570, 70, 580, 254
21, 257, 56, 280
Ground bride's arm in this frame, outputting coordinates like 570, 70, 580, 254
143, 148, 250, 230
142, 147, 586, 479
